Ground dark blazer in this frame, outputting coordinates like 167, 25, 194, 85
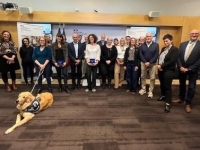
177, 40, 200, 72
51, 42, 68, 64
68, 42, 84, 66
100, 45, 117, 65
158, 46, 179, 70
97, 40, 107, 47
81, 42, 87, 60
124, 46, 140, 67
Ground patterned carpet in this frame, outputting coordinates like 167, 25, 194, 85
0, 84, 200, 150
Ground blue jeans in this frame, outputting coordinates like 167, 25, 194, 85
179, 71, 198, 105
35, 63, 52, 89
126, 61, 138, 92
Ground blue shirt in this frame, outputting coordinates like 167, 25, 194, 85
32, 46, 51, 64
139, 42, 159, 63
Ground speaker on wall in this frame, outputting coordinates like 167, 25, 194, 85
148, 11, 160, 18
19, 6, 33, 14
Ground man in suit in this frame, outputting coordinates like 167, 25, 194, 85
173, 29, 200, 113
68, 33, 84, 90
81, 34, 88, 78
97, 34, 107, 47
97, 34, 107, 78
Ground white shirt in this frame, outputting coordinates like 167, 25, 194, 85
73, 42, 78, 58
116, 45, 126, 59
184, 40, 197, 61
146, 41, 152, 48
158, 45, 172, 65
85, 44, 101, 62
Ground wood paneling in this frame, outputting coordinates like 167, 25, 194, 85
181, 16, 200, 42
158, 26, 182, 49
0, 11, 184, 26
0, 22, 18, 46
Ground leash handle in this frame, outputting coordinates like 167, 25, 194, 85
30, 70, 44, 94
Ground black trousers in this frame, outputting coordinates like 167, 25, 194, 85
22, 61, 34, 83
86, 65, 97, 89
71, 63, 82, 85
158, 70, 174, 104
2, 70, 16, 83
178, 71, 198, 105
55, 66, 68, 87
100, 63, 114, 84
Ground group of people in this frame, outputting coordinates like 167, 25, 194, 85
0, 29, 200, 114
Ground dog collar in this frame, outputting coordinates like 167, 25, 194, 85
23, 98, 40, 114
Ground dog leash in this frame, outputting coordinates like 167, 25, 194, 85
30, 70, 44, 94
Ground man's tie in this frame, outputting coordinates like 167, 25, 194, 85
185, 43, 194, 61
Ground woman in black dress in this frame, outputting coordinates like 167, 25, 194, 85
19, 38, 34, 85
0, 31, 20, 91
52, 34, 70, 93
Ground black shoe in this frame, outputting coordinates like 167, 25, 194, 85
157, 96, 166, 101
165, 103, 170, 113
37, 89, 42, 94
108, 83, 111, 89
72, 84, 76, 90
64, 87, 71, 93
77, 84, 81, 90
48, 88, 53, 93
102, 84, 105, 90
59, 84, 63, 92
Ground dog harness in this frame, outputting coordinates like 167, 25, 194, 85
23, 98, 40, 114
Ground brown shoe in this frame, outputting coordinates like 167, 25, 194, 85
185, 105, 192, 113
172, 99, 184, 104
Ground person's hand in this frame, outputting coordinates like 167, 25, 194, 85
180, 67, 188, 73
54, 63, 59, 67
145, 62, 150, 67
40, 64, 45, 71
106, 60, 111, 65
75, 59, 81, 65
93, 61, 98, 66
62, 62, 67, 67
135, 66, 138, 71
87, 62, 92, 66
157, 65, 161, 69
124, 66, 127, 70
184, 68, 189, 72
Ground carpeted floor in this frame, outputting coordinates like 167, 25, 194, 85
0, 84, 200, 150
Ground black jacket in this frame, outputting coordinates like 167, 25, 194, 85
97, 41, 107, 47
124, 46, 140, 67
100, 45, 117, 65
68, 42, 84, 66
158, 46, 179, 70
177, 40, 200, 72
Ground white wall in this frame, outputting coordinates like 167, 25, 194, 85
1, 0, 200, 16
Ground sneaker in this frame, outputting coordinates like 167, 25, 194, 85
51, 77, 53, 82
42, 78, 46, 82
139, 89, 146, 95
85, 88, 89, 92
148, 92, 153, 98
92, 88, 96, 92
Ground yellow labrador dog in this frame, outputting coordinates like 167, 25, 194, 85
5, 91, 53, 134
